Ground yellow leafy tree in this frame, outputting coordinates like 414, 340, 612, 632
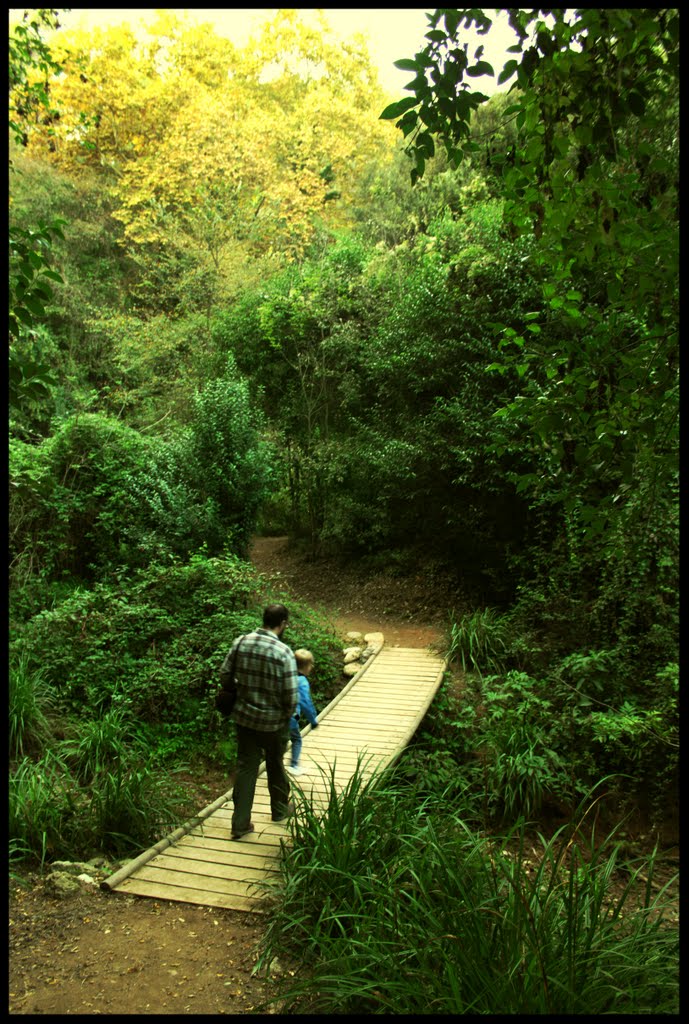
18, 9, 397, 304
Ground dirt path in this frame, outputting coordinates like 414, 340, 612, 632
248, 535, 453, 649
10, 537, 455, 1015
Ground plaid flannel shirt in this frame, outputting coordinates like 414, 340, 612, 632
229, 628, 298, 732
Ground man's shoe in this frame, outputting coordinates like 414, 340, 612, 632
231, 822, 255, 839
286, 765, 307, 776
272, 800, 295, 823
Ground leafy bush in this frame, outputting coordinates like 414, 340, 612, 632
10, 555, 256, 721
257, 768, 678, 1014
15, 411, 156, 580
9, 750, 82, 865
86, 761, 193, 856
477, 671, 571, 820
178, 355, 275, 558
10, 358, 275, 590
59, 704, 147, 783
10, 553, 342, 732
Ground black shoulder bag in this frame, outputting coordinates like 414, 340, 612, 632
215, 636, 244, 716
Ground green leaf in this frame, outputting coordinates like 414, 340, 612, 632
417, 132, 435, 159
443, 10, 461, 36
380, 96, 419, 120
607, 279, 621, 304
14, 306, 34, 326
41, 269, 64, 283
393, 58, 419, 71
22, 295, 47, 317
466, 61, 495, 78
497, 59, 519, 84
399, 110, 419, 137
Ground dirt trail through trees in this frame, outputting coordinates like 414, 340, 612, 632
248, 535, 451, 648
10, 538, 452, 1015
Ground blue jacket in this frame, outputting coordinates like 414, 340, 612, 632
294, 674, 318, 727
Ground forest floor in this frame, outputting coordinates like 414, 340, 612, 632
8, 537, 679, 1015
8, 536, 455, 1016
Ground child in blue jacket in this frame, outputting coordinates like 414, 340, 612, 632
286, 648, 318, 776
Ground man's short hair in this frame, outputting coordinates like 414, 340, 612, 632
263, 603, 289, 629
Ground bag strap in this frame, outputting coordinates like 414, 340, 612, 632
222, 634, 245, 690
231, 635, 244, 677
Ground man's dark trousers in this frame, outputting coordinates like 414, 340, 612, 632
232, 723, 291, 833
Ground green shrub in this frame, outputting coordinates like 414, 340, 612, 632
17, 411, 156, 580
59, 704, 146, 783
10, 362, 275, 588
87, 762, 192, 856
10, 555, 257, 720
183, 355, 275, 558
10, 554, 343, 734
256, 771, 678, 1014
8, 744, 193, 863
478, 671, 571, 820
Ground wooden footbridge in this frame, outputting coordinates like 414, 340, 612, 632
102, 643, 446, 913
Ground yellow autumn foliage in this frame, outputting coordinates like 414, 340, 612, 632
19, 11, 396, 263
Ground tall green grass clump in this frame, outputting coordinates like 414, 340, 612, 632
9, 750, 81, 865
86, 761, 192, 856
9, 716, 193, 864
256, 768, 678, 1014
9, 653, 57, 759
446, 607, 510, 676
59, 704, 146, 783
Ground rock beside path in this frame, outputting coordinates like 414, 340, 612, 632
341, 631, 384, 677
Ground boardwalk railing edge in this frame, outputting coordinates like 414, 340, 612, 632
101, 786, 235, 891
381, 658, 447, 767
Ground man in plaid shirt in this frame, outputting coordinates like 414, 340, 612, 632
228, 603, 299, 839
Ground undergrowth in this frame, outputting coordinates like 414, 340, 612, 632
256, 765, 678, 1015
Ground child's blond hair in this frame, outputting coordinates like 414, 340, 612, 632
294, 648, 314, 672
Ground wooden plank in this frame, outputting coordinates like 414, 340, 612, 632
330, 702, 430, 713
323, 712, 429, 723
305, 734, 409, 748
153, 851, 280, 880
322, 718, 421, 730
114, 876, 272, 913
164, 847, 281, 871
349, 688, 441, 697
